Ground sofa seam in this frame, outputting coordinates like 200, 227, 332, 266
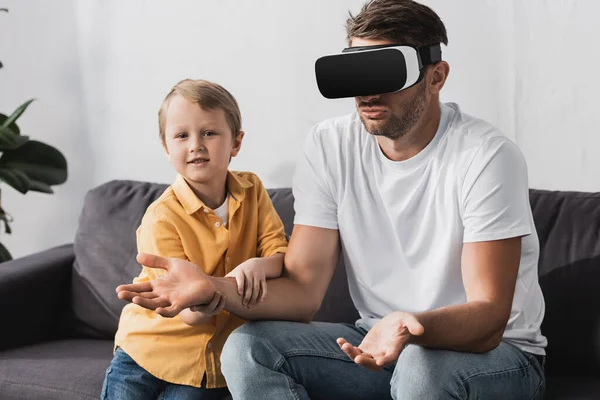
0, 379, 97, 400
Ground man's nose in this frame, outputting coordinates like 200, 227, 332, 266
358, 94, 382, 104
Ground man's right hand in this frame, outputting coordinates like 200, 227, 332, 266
116, 253, 217, 318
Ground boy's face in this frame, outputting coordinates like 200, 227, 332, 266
163, 94, 243, 190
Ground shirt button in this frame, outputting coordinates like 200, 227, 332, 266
207, 342, 213, 349
214, 221, 221, 228
203, 208, 210, 214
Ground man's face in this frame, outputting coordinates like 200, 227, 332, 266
351, 37, 428, 140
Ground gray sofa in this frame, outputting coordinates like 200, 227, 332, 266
0, 180, 599, 399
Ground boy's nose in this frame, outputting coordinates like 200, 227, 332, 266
189, 138, 205, 152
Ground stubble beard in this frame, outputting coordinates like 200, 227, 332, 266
360, 81, 427, 140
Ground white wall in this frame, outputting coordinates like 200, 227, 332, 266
1, 0, 599, 258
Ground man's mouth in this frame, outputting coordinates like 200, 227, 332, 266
360, 107, 388, 119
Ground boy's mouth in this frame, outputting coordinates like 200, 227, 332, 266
188, 157, 210, 164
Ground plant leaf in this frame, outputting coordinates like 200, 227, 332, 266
0, 129, 29, 150
0, 114, 20, 135
0, 140, 67, 185
0, 167, 31, 194
0, 128, 18, 149
0, 242, 12, 263
28, 180, 54, 194
0, 99, 35, 132
0, 211, 12, 234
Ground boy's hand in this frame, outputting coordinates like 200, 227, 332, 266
225, 258, 267, 308
181, 291, 227, 326
190, 290, 226, 314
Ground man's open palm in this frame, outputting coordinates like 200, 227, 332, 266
116, 253, 217, 317
337, 311, 424, 371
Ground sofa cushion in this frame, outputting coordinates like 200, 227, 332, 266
530, 189, 600, 377
545, 376, 600, 400
69, 181, 169, 338
0, 339, 113, 400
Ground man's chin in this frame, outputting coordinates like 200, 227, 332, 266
361, 119, 387, 135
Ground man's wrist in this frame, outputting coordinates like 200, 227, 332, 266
207, 275, 236, 293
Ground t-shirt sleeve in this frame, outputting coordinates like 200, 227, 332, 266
292, 126, 339, 230
461, 137, 532, 243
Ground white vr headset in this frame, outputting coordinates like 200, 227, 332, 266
315, 43, 442, 99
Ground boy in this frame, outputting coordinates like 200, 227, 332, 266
101, 79, 288, 399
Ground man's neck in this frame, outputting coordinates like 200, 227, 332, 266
377, 102, 442, 162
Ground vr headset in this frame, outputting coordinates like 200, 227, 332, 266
315, 43, 442, 99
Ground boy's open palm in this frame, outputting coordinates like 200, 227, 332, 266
225, 258, 267, 308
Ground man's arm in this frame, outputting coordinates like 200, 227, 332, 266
337, 236, 522, 371
409, 237, 521, 352
121, 225, 341, 323
212, 225, 340, 322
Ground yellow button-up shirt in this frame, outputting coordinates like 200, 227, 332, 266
114, 171, 288, 388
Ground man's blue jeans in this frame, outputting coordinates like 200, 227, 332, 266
220, 321, 545, 400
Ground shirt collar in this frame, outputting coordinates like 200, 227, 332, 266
172, 172, 253, 215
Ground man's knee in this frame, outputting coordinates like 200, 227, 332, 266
390, 345, 458, 400
220, 321, 281, 377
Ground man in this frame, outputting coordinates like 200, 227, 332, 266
118, 1, 547, 398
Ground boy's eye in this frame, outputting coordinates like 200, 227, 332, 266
203, 131, 215, 137
176, 132, 188, 139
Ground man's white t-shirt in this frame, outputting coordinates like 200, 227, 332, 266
293, 102, 547, 355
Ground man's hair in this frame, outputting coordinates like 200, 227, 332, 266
346, 0, 448, 47
158, 79, 242, 144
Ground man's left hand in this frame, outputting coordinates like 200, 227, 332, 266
337, 311, 424, 371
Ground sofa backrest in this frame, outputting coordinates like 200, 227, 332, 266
67, 180, 600, 377
530, 189, 600, 377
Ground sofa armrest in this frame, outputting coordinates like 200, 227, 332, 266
0, 244, 74, 350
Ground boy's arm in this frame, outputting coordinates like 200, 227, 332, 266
136, 209, 207, 326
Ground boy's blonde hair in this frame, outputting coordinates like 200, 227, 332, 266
158, 79, 242, 145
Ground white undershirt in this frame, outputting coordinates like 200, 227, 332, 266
212, 195, 229, 228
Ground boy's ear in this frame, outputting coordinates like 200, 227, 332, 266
230, 131, 244, 157
162, 140, 171, 160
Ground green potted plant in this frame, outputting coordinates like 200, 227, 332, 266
0, 7, 68, 261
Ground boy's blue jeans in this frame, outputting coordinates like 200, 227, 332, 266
101, 347, 229, 400
220, 321, 546, 400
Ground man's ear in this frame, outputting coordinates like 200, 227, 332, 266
230, 131, 245, 158
428, 61, 450, 95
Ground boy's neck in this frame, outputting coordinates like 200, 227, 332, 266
186, 177, 228, 210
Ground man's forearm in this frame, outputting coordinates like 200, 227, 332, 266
410, 301, 508, 353
260, 253, 284, 279
209, 274, 316, 322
